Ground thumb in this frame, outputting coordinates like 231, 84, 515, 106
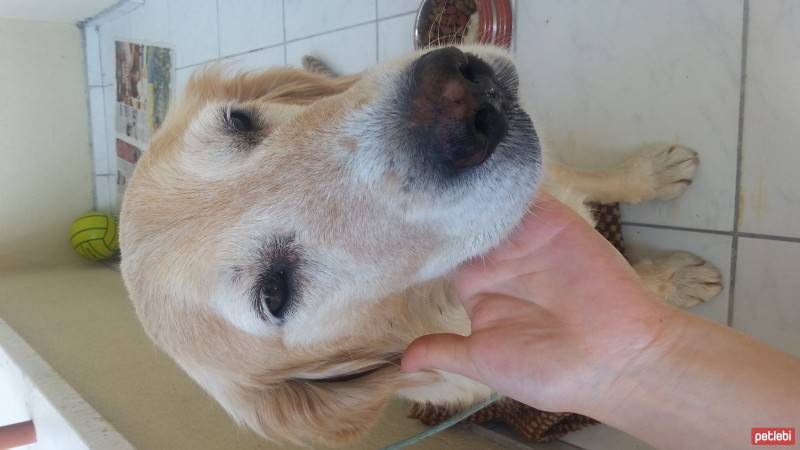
401, 333, 482, 382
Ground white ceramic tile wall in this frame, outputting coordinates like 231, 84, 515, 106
168, 0, 219, 67
220, 45, 286, 72
84, 25, 102, 87
127, 0, 169, 44
172, 65, 193, 98
284, 0, 375, 40
87, 87, 109, 175
93, 175, 115, 213
377, 0, 420, 18
101, 84, 117, 175
81, 1, 800, 449
516, 0, 743, 232
286, 22, 378, 72
739, 1, 800, 238
378, 13, 416, 62
218, 0, 283, 56
733, 237, 800, 358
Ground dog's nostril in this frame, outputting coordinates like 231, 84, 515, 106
474, 107, 493, 137
474, 105, 508, 152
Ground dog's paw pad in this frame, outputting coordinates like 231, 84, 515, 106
624, 144, 700, 202
642, 252, 723, 308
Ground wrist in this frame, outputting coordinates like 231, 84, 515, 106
577, 304, 800, 450
577, 302, 694, 420
580, 307, 746, 449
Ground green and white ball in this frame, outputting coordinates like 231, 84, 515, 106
70, 212, 119, 261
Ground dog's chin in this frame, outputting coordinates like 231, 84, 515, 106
415, 196, 537, 281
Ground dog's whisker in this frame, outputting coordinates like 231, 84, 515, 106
449, 20, 470, 46
427, 4, 447, 48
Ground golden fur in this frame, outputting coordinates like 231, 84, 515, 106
120, 46, 721, 446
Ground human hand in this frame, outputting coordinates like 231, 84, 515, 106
402, 194, 679, 415
404, 195, 800, 450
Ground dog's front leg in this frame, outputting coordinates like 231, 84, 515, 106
544, 143, 699, 205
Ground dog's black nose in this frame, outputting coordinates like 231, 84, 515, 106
409, 47, 508, 172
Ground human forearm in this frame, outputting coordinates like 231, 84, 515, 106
589, 311, 800, 450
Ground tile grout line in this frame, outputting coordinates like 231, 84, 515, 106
738, 233, 800, 244
176, 42, 288, 73
176, 43, 287, 70
233, 42, 288, 63
281, 0, 287, 64
379, 10, 418, 21
176, 13, 418, 71
82, 24, 103, 204
623, 221, 800, 244
84, 26, 99, 209
728, 0, 750, 327
281, 12, 413, 41
99, 79, 112, 209
97, 21, 109, 89
621, 221, 734, 236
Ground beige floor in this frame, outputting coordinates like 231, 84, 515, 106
0, 265, 512, 450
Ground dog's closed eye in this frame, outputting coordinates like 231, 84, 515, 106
226, 108, 256, 133
218, 105, 266, 150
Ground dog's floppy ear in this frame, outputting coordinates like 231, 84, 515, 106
219, 367, 433, 445
172, 343, 438, 446
185, 66, 361, 106
249, 374, 400, 444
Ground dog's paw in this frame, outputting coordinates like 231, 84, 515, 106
619, 144, 699, 203
634, 252, 723, 308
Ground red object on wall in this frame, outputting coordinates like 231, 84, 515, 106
414, 0, 515, 50
0, 421, 37, 449
478, 0, 513, 48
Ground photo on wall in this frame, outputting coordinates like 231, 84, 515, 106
114, 40, 172, 207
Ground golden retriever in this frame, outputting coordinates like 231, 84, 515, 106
119, 45, 722, 445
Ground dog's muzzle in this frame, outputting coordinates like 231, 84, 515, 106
408, 47, 509, 174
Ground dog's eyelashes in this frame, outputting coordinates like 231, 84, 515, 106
250, 235, 303, 323
219, 106, 266, 151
